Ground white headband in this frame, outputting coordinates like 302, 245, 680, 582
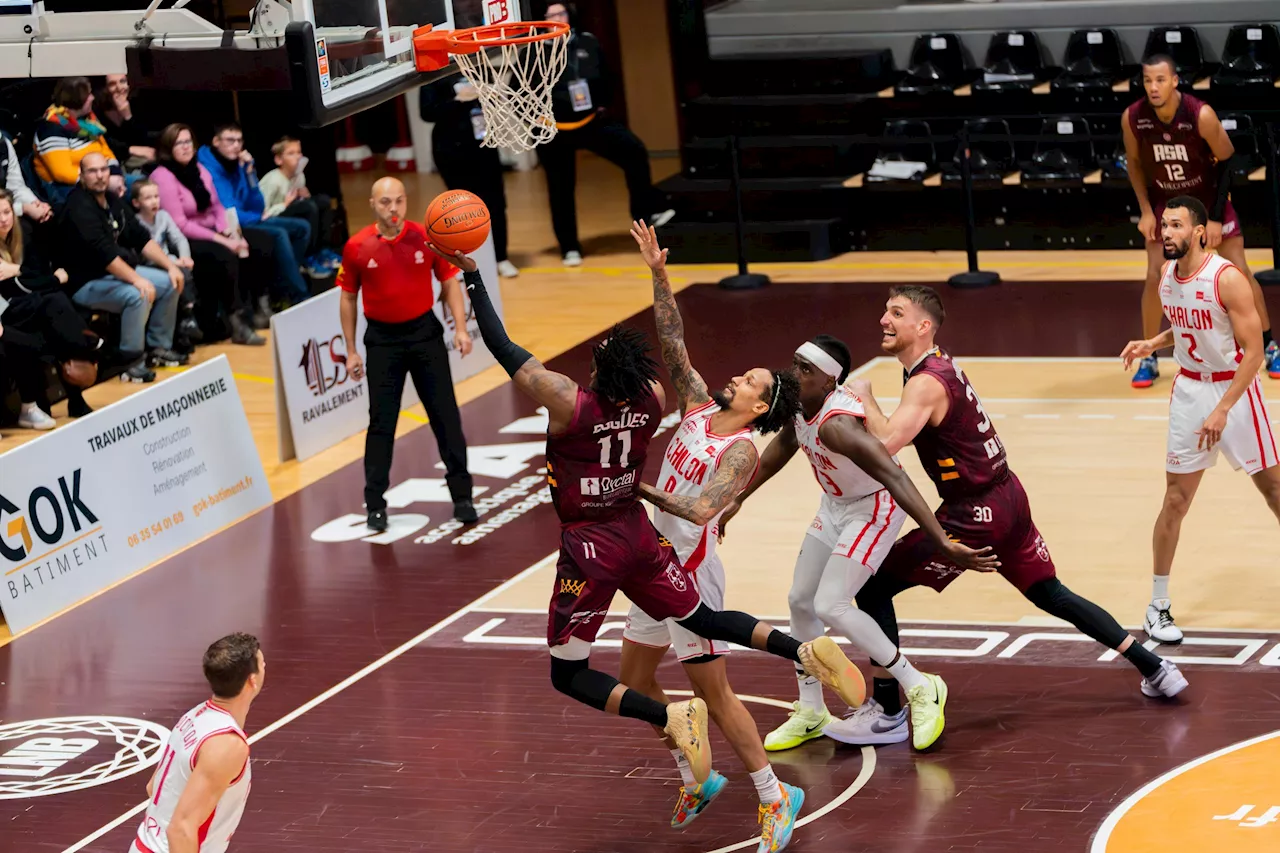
795, 342, 842, 379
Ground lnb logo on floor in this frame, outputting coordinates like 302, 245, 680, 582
0, 716, 169, 799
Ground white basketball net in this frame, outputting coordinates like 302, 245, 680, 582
452, 26, 570, 153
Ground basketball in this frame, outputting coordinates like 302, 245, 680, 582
425, 190, 491, 254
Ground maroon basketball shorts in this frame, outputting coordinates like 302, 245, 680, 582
548, 502, 701, 649
878, 472, 1057, 594
1153, 200, 1240, 241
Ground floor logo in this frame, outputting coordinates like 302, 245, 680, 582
0, 716, 169, 799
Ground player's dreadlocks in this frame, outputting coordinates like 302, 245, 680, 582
753, 369, 801, 434
592, 324, 661, 406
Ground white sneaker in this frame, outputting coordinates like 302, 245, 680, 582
1144, 599, 1183, 644
18, 403, 55, 430
563, 250, 583, 267
763, 701, 832, 752
1141, 659, 1189, 698
497, 259, 520, 278
822, 700, 909, 746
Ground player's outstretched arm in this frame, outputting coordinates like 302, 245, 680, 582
847, 375, 943, 456
718, 422, 798, 539
640, 441, 757, 526
820, 414, 999, 571
630, 220, 710, 411
1199, 267, 1265, 450
430, 246, 579, 427
165, 734, 249, 853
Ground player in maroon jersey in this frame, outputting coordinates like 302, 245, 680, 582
1123, 54, 1278, 389
429, 243, 868, 805
835, 285, 1188, 742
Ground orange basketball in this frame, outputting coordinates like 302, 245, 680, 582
425, 190, 491, 254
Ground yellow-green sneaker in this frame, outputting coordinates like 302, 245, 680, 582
764, 702, 832, 752
905, 672, 948, 750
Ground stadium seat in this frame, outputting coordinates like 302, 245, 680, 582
1212, 24, 1280, 88
1218, 113, 1264, 179
1021, 116, 1095, 187
1098, 140, 1129, 186
866, 120, 936, 185
942, 119, 1015, 186
972, 31, 1050, 94
1132, 26, 1205, 89
895, 33, 974, 97
1054, 29, 1126, 93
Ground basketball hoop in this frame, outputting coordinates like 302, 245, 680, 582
413, 21, 570, 153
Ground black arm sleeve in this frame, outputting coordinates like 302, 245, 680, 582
463, 268, 534, 377
1211, 156, 1233, 222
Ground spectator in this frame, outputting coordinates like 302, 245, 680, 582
533, 3, 674, 266
150, 124, 263, 345
97, 74, 157, 171
61, 152, 186, 382
130, 179, 200, 350
259, 136, 341, 275
33, 77, 124, 208
419, 77, 518, 277
198, 123, 311, 308
0, 189, 99, 424
1, 133, 52, 224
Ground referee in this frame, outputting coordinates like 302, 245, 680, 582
338, 176, 477, 531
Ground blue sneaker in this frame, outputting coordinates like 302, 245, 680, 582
1131, 355, 1159, 388
1266, 341, 1280, 379
757, 782, 804, 852
318, 248, 343, 269
670, 770, 727, 829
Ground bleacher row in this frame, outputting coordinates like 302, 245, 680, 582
658, 22, 1280, 262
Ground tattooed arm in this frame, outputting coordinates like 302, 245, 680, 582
630, 220, 710, 412
639, 441, 757, 527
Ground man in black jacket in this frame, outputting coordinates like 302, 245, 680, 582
535, 2, 674, 266
63, 152, 186, 382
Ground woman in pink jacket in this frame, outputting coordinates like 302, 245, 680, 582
151, 123, 262, 345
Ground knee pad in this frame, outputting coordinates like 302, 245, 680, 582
813, 589, 851, 626
549, 655, 587, 696
1023, 577, 1065, 611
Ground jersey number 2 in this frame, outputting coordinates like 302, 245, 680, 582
597, 430, 632, 468
1182, 333, 1204, 363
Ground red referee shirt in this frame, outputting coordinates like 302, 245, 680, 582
336, 221, 460, 324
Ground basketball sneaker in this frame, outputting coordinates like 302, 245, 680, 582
822, 700, 909, 746
1144, 599, 1183, 643
670, 770, 727, 829
756, 782, 804, 852
1140, 659, 1189, 698
1266, 340, 1280, 379
764, 702, 833, 752
1131, 355, 1159, 388
905, 672, 948, 750
798, 636, 867, 708
563, 250, 583, 267
664, 699, 711, 785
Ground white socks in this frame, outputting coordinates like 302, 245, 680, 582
750, 765, 783, 804
886, 653, 927, 692
796, 669, 825, 711
671, 747, 696, 787
1152, 575, 1170, 604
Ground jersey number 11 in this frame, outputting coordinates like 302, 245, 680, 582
598, 430, 633, 468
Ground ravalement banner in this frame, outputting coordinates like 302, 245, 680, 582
271, 232, 503, 462
0, 356, 272, 634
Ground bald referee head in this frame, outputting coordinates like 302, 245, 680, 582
370, 177, 408, 236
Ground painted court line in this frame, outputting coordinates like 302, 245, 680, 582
63, 551, 560, 853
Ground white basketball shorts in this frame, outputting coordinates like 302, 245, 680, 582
809, 489, 906, 570
1167, 373, 1278, 474
624, 553, 728, 661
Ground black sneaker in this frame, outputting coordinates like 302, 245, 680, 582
453, 500, 478, 523
148, 348, 189, 367
179, 316, 204, 343
121, 363, 157, 383
367, 509, 388, 532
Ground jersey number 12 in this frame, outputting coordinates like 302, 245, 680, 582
598, 430, 632, 468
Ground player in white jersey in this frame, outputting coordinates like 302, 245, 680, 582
622, 222, 810, 852
1122, 195, 1280, 643
134, 633, 265, 853
722, 335, 998, 752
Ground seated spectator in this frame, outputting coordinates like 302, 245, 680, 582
259, 136, 341, 275
0, 189, 100, 424
98, 73, 157, 172
198, 123, 311, 309
33, 77, 124, 209
130, 179, 200, 351
2, 132, 52, 224
149, 124, 263, 346
61, 153, 187, 382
